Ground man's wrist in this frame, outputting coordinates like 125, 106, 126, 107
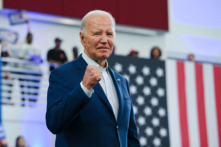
82, 81, 92, 90
80, 82, 94, 98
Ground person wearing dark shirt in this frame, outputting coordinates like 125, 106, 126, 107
72, 46, 78, 60
47, 38, 68, 71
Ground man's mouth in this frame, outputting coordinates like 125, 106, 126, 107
97, 47, 109, 49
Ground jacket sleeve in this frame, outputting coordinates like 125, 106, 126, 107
46, 69, 90, 134
126, 79, 141, 147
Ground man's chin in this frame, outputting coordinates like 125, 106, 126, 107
98, 54, 111, 60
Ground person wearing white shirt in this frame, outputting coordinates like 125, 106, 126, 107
15, 32, 42, 106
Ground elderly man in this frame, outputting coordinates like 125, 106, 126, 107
46, 10, 140, 147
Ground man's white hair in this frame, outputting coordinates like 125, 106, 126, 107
80, 10, 116, 35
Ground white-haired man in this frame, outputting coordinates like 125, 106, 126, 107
46, 10, 140, 147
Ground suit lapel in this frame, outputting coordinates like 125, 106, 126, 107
93, 84, 114, 113
108, 68, 124, 123
75, 55, 87, 79
76, 55, 114, 113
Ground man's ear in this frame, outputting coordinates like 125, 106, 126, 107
80, 32, 86, 47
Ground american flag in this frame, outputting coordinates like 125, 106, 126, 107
108, 55, 221, 147
166, 60, 221, 147
108, 55, 170, 147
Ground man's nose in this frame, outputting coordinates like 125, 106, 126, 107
100, 35, 108, 43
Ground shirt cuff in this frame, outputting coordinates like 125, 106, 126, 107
80, 82, 94, 98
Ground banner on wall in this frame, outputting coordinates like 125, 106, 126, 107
8, 10, 28, 25
0, 29, 18, 44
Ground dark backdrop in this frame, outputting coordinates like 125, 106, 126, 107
4, 0, 168, 30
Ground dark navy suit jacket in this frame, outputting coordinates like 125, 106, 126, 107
46, 55, 140, 147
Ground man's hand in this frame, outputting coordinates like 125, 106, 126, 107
82, 65, 102, 90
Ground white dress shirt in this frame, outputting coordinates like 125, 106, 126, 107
80, 53, 119, 120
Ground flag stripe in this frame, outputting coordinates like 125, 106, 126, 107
166, 60, 181, 147
166, 60, 182, 147
195, 63, 208, 147
185, 62, 200, 147
213, 66, 221, 147
177, 61, 189, 147
203, 64, 219, 147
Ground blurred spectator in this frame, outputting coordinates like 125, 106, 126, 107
72, 46, 78, 60
1, 40, 16, 103
15, 136, 28, 147
150, 47, 161, 59
47, 38, 67, 71
1, 41, 13, 67
188, 53, 195, 61
15, 32, 42, 107
0, 124, 7, 147
0, 142, 7, 147
1, 41, 13, 80
128, 49, 138, 57
16, 32, 42, 63
1, 41, 12, 58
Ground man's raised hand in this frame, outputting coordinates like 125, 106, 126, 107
82, 65, 102, 90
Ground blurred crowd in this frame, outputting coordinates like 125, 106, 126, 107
127, 47, 195, 61
0, 32, 79, 106
0, 32, 77, 146
0, 32, 79, 72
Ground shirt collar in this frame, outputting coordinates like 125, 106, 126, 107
82, 52, 109, 73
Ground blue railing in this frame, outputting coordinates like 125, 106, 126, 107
0, 57, 49, 108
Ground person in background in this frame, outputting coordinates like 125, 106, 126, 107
128, 49, 138, 57
0, 42, 13, 101
15, 136, 28, 147
0, 124, 7, 147
188, 53, 195, 61
150, 47, 161, 59
14, 32, 43, 107
47, 38, 68, 71
16, 32, 42, 62
72, 46, 78, 60
0, 40, 13, 80
0, 41, 12, 59
0, 142, 7, 147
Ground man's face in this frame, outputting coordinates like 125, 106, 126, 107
27, 34, 33, 44
80, 15, 115, 62
55, 41, 61, 48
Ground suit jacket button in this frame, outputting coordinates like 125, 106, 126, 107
116, 126, 119, 130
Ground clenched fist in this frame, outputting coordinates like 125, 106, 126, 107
82, 65, 102, 90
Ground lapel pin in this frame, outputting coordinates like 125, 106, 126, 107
117, 79, 120, 81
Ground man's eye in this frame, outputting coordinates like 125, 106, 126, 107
94, 33, 99, 35
107, 33, 113, 36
